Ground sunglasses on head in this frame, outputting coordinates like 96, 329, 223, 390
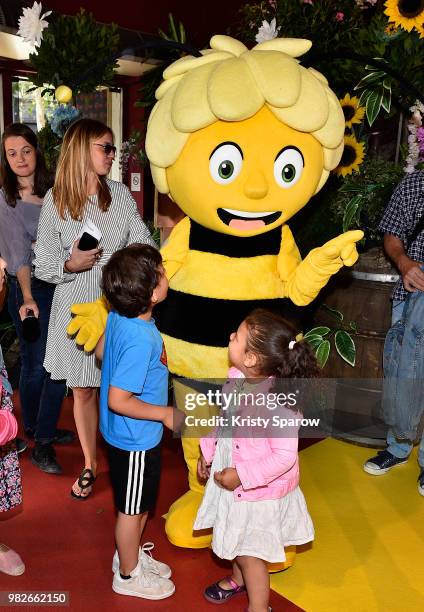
94, 143, 116, 156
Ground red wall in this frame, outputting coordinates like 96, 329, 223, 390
44, 0, 247, 47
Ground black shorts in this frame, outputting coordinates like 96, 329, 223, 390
106, 442, 161, 515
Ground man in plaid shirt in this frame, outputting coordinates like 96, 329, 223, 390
378, 171, 424, 323
363, 170, 424, 496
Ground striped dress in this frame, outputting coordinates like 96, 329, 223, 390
33, 179, 155, 388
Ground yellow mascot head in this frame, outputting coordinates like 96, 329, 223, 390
146, 35, 345, 237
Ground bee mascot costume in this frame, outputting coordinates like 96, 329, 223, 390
68, 35, 362, 563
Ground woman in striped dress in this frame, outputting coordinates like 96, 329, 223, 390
34, 119, 156, 499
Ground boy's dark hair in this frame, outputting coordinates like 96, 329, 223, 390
101, 244, 163, 318
0, 123, 53, 206
245, 308, 320, 379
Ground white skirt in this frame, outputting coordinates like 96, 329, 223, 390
194, 437, 314, 563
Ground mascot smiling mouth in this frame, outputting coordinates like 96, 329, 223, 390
217, 208, 281, 230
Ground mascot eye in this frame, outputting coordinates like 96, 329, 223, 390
209, 142, 243, 185
273, 147, 304, 188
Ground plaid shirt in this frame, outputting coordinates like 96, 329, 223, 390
379, 170, 424, 301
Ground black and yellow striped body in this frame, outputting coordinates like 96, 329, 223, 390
155, 220, 305, 378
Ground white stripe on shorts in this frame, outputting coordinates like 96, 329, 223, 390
125, 451, 146, 515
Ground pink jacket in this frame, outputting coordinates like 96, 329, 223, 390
200, 368, 300, 502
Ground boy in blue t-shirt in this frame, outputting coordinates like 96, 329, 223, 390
96, 244, 177, 601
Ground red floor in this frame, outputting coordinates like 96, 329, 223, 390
1, 395, 305, 611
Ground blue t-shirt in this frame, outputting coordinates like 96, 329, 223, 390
99, 310, 168, 451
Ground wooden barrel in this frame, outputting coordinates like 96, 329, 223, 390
313, 249, 398, 447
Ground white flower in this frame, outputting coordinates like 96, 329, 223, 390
355, 0, 377, 8
17, 2, 51, 48
255, 18, 280, 44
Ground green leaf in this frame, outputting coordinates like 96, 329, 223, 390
339, 184, 364, 193
343, 194, 363, 232
0, 322, 13, 331
158, 28, 171, 41
179, 22, 186, 44
168, 13, 178, 42
304, 326, 330, 338
355, 71, 386, 90
365, 86, 384, 126
335, 330, 356, 367
381, 85, 391, 113
322, 304, 344, 322
305, 334, 325, 350
349, 321, 358, 333
316, 340, 331, 369
358, 88, 373, 107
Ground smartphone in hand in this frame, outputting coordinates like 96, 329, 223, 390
22, 309, 40, 342
78, 232, 99, 251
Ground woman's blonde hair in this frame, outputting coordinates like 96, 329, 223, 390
53, 118, 113, 220
146, 35, 345, 196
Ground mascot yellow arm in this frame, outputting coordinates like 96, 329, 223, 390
160, 216, 191, 280
280, 229, 364, 306
66, 217, 191, 352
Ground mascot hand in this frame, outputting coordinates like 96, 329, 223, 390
67, 296, 109, 352
285, 230, 363, 306
309, 230, 363, 271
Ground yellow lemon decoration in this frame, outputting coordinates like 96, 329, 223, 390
384, 0, 424, 33
339, 93, 365, 129
55, 85, 73, 104
334, 135, 365, 177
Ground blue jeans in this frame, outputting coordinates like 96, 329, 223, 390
391, 299, 405, 326
383, 293, 424, 467
7, 276, 66, 444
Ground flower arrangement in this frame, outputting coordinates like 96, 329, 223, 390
333, 94, 366, 178
119, 130, 148, 179
237, 0, 424, 130
19, 7, 119, 97
404, 100, 424, 172
17, 1, 51, 47
49, 104, 81, 138
37, 122, 60, 172
255, 18, 280, 43
384, 0, 424, 35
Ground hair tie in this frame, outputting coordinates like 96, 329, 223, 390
289, 333, 303, 350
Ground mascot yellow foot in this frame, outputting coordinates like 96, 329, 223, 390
165, 381, 212, 548
165, 490, 211, 549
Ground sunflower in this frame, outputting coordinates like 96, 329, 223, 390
416, 21, 424, 36
339, 93, 365, 128
334, 135, 365, 178
384, 0, 424, 33
385, 22, 399, 34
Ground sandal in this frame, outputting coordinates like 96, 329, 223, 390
70, 468, 96, 500
0, 545, 25, 576
204, 575, 246, 604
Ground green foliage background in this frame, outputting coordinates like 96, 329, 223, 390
29, 9, 120, 94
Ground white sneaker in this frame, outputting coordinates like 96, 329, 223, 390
112, 542, 172, 578
112, 561, 175, 600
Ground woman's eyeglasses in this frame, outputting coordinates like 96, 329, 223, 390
93, 143, 117, 156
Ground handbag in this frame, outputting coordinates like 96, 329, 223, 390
0, 378, 18, 445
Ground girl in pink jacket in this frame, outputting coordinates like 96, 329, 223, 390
194, 309, 319, 612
